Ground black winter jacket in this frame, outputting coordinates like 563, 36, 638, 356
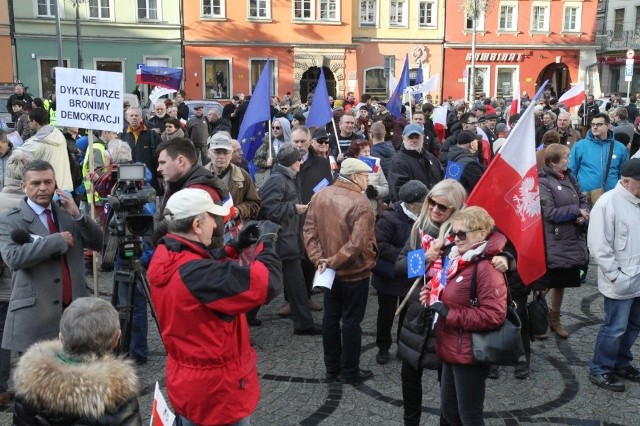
388, 145, 442, 202
446, 145, 484, 195
297, 149, 333, 204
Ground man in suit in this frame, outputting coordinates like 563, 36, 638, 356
0, 160, 103, 353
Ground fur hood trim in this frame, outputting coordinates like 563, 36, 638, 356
13, 340, 140, 420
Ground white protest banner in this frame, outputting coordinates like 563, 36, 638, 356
56, 67, 123, 132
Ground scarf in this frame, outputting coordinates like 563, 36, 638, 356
401, 203, 418, 221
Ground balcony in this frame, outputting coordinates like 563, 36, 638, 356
598, 30, 640, 53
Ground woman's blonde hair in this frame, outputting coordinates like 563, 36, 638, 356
451, 206, 495, 233
409, 179, 467, 246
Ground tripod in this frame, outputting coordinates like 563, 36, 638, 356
111, 256, 160, 356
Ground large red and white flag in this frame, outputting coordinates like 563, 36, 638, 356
433, 106, 448, 142
150, 382, 175, 426
558, 81, 585, 109
466, 95, 546, 284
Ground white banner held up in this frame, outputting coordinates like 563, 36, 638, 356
404, 74, 438, 95
56, 67, 123, 132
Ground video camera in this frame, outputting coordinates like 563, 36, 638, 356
106, 164, 156, 242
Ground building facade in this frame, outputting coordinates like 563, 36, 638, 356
12, 0, 181, 98
442, 0, 599, 102
0, 0, 14, 83
596, 0, 640, 96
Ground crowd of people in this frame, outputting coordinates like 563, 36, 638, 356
0, 80, 638, 425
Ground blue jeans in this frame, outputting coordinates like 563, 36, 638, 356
322, 277, 369, 378
0, 302, 10, 392
178, 414, 251, 426
117, 278, 148, 360
590, 295, 640, 375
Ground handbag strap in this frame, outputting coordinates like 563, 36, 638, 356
469, 259, 514, 308
602, 139, 615, 188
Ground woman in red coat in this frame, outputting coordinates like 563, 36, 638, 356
421, 206, 507, 425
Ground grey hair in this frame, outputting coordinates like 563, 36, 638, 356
108, 139, 132, 164
291, 125, 310, 139
126, 106, 142, 117
6, 150, 33, 180
558, 111, 571, 120
543, 111, 557, 122
59, 297, 120, 359
166, 212, 207, 233
207, 104, 223, 116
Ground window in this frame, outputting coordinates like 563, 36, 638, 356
204, 59, 231, 99
138, 0, 159, 20
293, 0, 340, 21
96, 60, 123, 73
249, 0, 270, 19
636, 6, 640, 33
360, 0, 377, 26
202, 0, 225, 18
613, 8, 624, 39
563, 3, 582, 32
531, 4, 549, 32
418, 0, 436, 28
498, 3, 517, 31
40, 59, 69, 97
465, 12, 484, 31
88, 0, 111, 20
364, 68, 387, 98
36, 0, 55, 17
250, 59, 277, 96
496, 67, 517, 99
389, 1, 407, 27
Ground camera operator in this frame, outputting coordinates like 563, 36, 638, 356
148, 188, 283, 426
152, 138, 228, 247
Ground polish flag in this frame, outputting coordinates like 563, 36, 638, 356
558, 81, 585, 109
466, 90, 546, 285
433, 106, 448, 142
221, 193, 235, 223
475, 126, 492, 167
150, 382, 175, 426
509, 81, 520, 120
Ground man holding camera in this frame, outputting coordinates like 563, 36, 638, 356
0, 160, 103, 353
148, 188, 282, 426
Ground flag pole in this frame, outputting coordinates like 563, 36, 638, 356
331, 119, 341, 155
268, 119, 272, 160
88, 130, 98, 296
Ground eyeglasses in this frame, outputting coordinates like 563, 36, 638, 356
591, 122, 607, 128
315, 139, 329, 145
449, 229, 475, 241
427, 198, 452, 213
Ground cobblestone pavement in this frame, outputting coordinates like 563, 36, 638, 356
1, 261, 639, 425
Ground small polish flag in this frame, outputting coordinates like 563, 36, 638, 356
509, 81, 520, 121
558, 81, 585, 109
222, 193, 235, 223
433, 106, 448, 142
150, 382, 175, 426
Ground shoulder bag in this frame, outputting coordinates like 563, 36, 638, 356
469, 261, 526, 366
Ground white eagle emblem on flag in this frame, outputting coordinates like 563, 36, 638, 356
505, 174, 541, 230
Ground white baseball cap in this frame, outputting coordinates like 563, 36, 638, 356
164, 188, 229, 221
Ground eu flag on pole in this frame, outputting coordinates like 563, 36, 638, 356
413, 62, 423, 103
387, 54, 410, 119
238, 61, 271, 161
445, 161, 464, 181
135, 65, 183, 91
306, 67, 333, 128
407, 248, 426, 278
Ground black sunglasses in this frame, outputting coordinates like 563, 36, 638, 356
427, 198, 452, 213
272, 126, 281, 130
315, 139, 329, 145
449, 229, 474, 241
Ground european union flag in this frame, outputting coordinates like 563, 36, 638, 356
407, 248, 426, 278
445, 161, 464, 181
387, 54, 410, 119
306, 67, 333, 128
135, 65, 182, 91
238, 61, 272, 161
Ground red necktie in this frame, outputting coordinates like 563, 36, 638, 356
45, 209, 72, 305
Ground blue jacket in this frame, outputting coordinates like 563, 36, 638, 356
568, 130, 627, 192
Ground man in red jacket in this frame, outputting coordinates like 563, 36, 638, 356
148, 188, 282, 426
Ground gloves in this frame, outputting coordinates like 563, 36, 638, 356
429, 301, 449, 319
229, 221, 259, 251
257, 220, 280, 244
365, 185, 378, 199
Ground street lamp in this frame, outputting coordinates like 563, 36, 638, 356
69, 0, 86, 69
460, 0, 490, 103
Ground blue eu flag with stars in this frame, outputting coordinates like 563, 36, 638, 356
407, 248, 426, 278
445, 161, 464, 181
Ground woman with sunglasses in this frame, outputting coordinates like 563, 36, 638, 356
346, 138, 388, 216
253, 117, 291, 187
395, 179, 466, 426
421, 206, 508, 426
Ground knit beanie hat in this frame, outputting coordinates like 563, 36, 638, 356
398, 180, 428, 204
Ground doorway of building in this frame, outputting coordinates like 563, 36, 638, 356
299, 67, 336, 103
536, 62, 571, 98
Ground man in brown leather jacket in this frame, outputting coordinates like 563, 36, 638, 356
303, 158, 378, 384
